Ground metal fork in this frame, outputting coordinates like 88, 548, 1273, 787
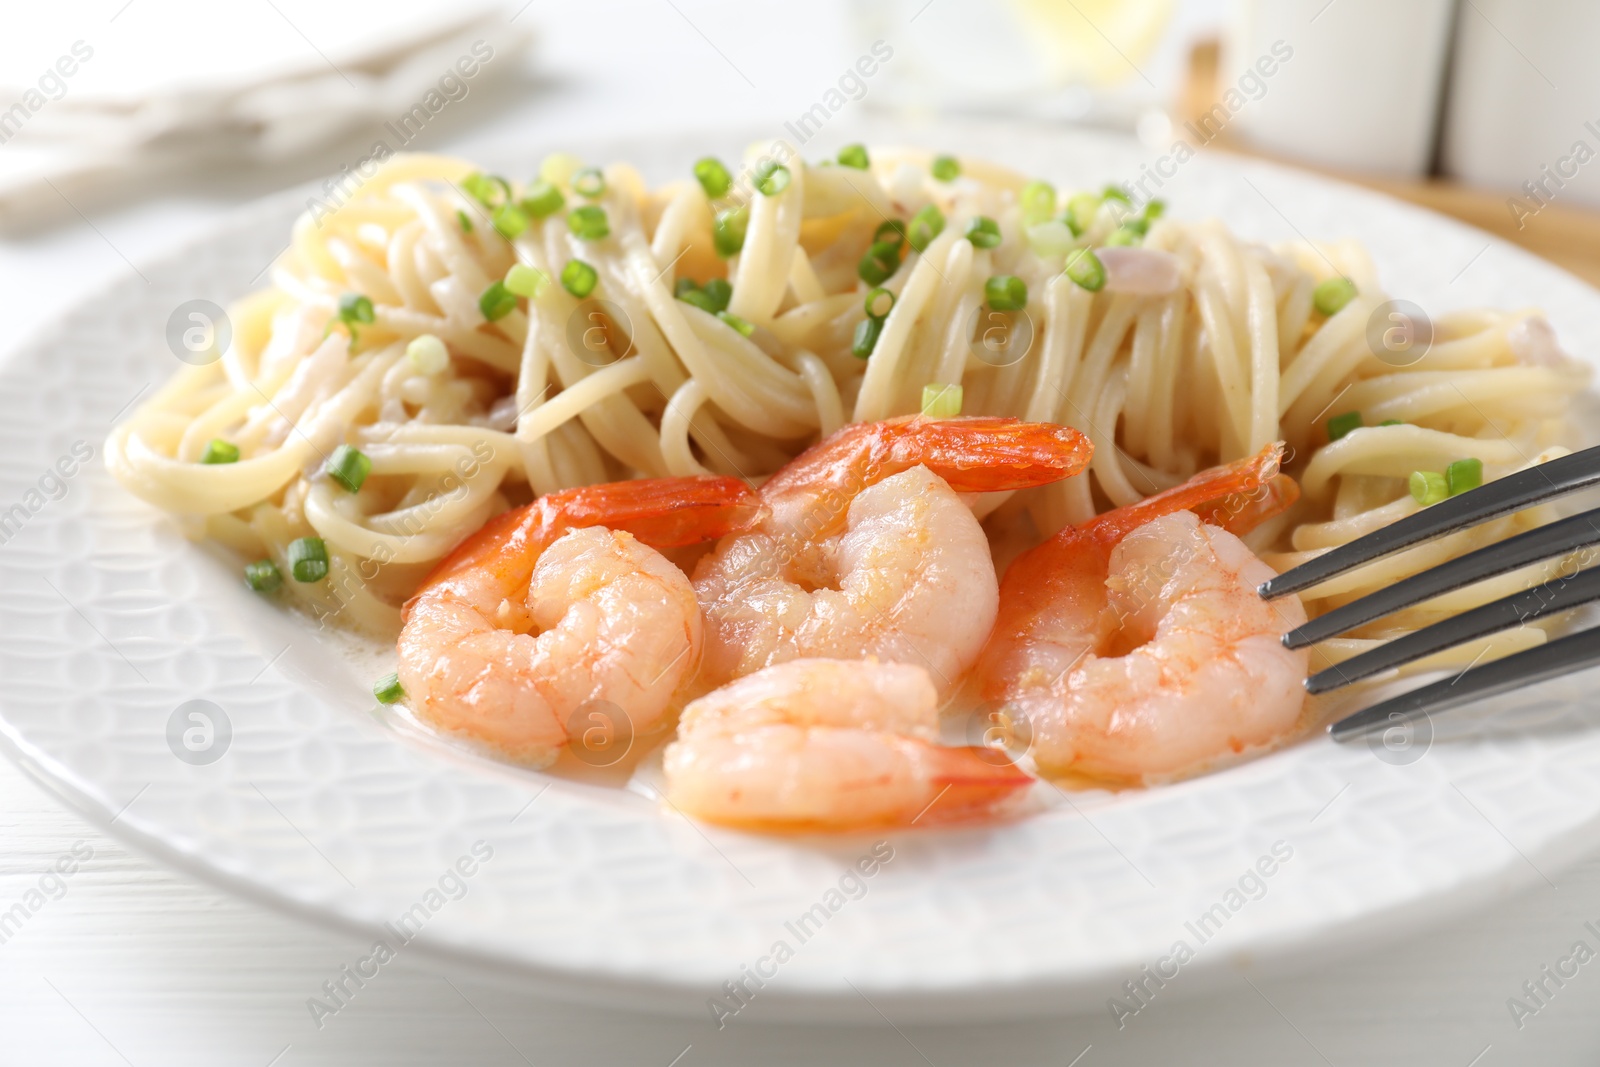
1257, 444, 1600, 742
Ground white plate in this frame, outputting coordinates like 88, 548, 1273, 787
5, 123, 1600, 1024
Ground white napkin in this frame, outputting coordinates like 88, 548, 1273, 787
0, 0, 533, 224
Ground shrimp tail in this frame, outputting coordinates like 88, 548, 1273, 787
411, 476, 761, 609
537, 475, 765, 548
1083, 442, 1288, 545
883, 417, 1094, 493
1194, 472, 1299, 537
920, 746, 1035, 821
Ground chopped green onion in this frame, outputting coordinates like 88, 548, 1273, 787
838, 144, 870, 169
338, 292, 375, 334
492, 202, 528, 240
693, 157, 733, 198
1144, 199, 1166, 220
504, 263, 548, 299
406, 334, 449, 375
1065, 192, 1101, 237
567, 205, 610, 240
457, 209, 473, 233
520, 180, 565, 219
873, 220, 906, 247
858, 241, 901, 286
1064, 247, 1105, 292
701, 277, 732, 312
678, 287, 719, 314
561, 259, 598, 298
1379, 418, 1404, 427
478, 280, 516, 321
931, 155, 960, 182
717, 310, 754, 337
713, 207, 748, 257
1025, 220, 1075, 258
674, 277, 698, 299
1105, 225, 1143, 247
373, 672, 405, 705
539, 152, 583, 187
200, 438, 239, 465
1020, 180, 1056, 226
920, 383, 963, 417
1326, 411, 1363, 441
1313, 277, 1358, 316
964, 216, 1001, 249
864, 287, 895, 319
1102, 184, 1131, 204
287, 537, 329, 583
984, 275, 1028, 312
753, 161, 791, 197
571, 166, 605, 198
852, 316, 884, 360
1409, 470, 1449, 506
1447, 457, 1484, 496
325, 444, 371, 493
460, 172, 511, 208
244, 559, 281, 593
907, 203, 945, 254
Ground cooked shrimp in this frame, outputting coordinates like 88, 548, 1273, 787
398, 476, 762, 765
662, 658, 1033, 829
692, 416, 1091, 695
976, 444, 1309, 783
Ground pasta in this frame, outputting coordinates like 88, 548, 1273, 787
106, 144, 1590, 669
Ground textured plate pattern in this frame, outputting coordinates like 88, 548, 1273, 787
3, 124, 1600, 1022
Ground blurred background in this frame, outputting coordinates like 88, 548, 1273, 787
6, 1, 1600, 1064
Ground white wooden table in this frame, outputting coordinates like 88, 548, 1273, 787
4, 2, 1600, 1062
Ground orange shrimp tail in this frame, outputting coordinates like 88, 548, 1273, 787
538, 475, 764, 548
918, 746, 1034, 822
1193, 472, 1299, 538
411, 476, 762, 608
763, 416, 1092, 501
1082, 442, 1287, 546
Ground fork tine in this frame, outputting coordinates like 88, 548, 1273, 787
1328, 626, 1600, 741
1307, 565, 1600, 694
1260, 444, 1600, 600
1284, 505, 1600, 649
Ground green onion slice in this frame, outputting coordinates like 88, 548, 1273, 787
492, 203, 528, 240
851, 316, 884, 360
325, 444, 372, 493
694, 157, 733, 198
873, 219, 906, 247
460, 172, 511, 208
521, 180, 565, 219
457, 209, 473, 233
1020, 180, 1056, 226
571, 166, 606, 198
1326, 410, 1363, 442
504, 263, 548, 299
287, 537, 329, 583
931, 155, 960, 181
1065, 192, 1101, 237
964, 216, 1001, 249
920, 383, 963, 417
753, 161, 791, 197
1313, 277, 1358, 316
1064, 247, 1106, 292
567, 205, 610, 240
701, 277, 732, 312
200, 438, 239, 465
864, 287, 895, 319
561, 259, 598, 298
1409, 470, 1449, 506
906, 203, 945, 254
713, 207, 749, 258
1447, 457, 1484, 496
984, 275, 1027, 312
479, 281, 516, 321
717, 311, 755, 336
858, 241, 901, 286
838, 144, 870, 169
373, 672, 405, 705
244, 559, 281, 592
